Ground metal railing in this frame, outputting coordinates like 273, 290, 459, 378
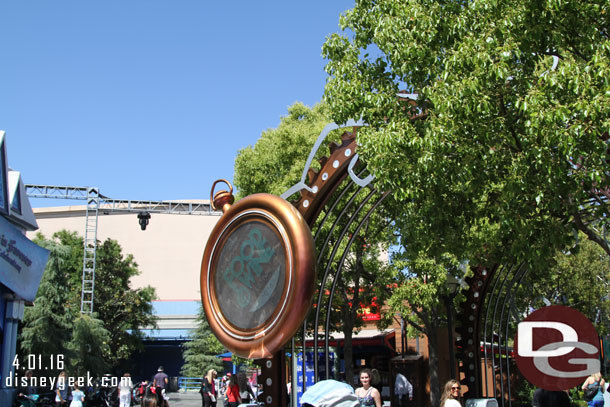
178, 377, 203, 391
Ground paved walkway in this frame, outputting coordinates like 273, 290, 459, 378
166, 393, 256, 407
166, 391, 202, 407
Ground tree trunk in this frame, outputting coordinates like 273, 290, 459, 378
427, 327, 441, 407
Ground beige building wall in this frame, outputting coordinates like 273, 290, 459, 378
27, 204, 220, 301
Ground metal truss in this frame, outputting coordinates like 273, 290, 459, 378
25, 185, 218, 215
25, 184, 220, 314
81, 188, 99, 315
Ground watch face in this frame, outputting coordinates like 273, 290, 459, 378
213, 217, 287, 331
201, 193, 315, 359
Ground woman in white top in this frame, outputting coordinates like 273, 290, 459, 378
440, 380, 462, 407
119, 373, 133, 407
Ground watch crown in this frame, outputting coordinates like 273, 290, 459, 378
210, 179, 235, 213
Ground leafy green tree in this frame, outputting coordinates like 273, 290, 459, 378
322, 0, 609, 402
21, 231, 157, 373
519, 234, 610, 334
20, 238, 75, 364
234, 101, 396, 385
89, 237, 157, 365
323, 0, 610, 266
386, 251, 464, 403
67, 314, 111, 377
181, 304, 224, 377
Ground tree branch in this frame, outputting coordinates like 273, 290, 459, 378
498, 91, 523, 153
572, 211, 610, 257
402, 314, 427, 336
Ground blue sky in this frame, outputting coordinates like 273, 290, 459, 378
0, 1, 354, 206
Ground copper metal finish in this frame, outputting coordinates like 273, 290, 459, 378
292, 130, 358, 224
201, 192, 315, 359
210, 179, 235, 212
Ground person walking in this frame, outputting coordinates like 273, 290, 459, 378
582, 372, 605, 407
355, 369, 381, 407
237, 372, 255, 404
225, 374, 241, 407
153, 366, 170, 407
118, 373, 133, 407
440, 380, 462, 407
55, 371, 69, 407
200, 369, 218, 407
69, 384, 85, 407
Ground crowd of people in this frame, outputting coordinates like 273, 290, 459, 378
199, 369, 258, 407
14, 365, 607, 407
299, 369, 609, 407
15, 366, 170, 407
14, 365, 262, 407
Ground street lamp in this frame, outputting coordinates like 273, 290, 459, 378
445, 275, 462, 379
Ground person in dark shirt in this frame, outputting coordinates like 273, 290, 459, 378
153, 366, 169, 406
532, 388, 571, 407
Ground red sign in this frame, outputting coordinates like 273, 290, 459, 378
514, 305, 600, 391
359, 297, 380, 321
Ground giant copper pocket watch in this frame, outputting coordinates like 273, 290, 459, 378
200, 180, 315, 359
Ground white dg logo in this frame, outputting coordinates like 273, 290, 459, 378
517, 321, 600, 378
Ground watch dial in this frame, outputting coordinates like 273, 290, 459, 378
214, 219, 286, 330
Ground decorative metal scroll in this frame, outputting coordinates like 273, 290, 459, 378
281, 119, 370, 203
456, 264, 530, 407
279, 121, 388, 400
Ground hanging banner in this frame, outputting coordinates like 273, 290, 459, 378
0, 216, 49, 302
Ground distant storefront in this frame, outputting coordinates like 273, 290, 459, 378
0, 131, 50, 405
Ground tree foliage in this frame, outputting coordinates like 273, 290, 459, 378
518, 234, 610, 335
234, 101, 396, 385
181, 304, 224, 377
234, 102, 332, 198
67, 314, 111, 377
323, 0, 610, 267
21, 231, 156, 374
322, 0, 609, 402
20, 239, 74, 361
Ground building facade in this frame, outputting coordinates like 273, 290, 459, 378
0, 131, 49, 405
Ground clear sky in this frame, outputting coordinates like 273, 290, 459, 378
0, 1, 354, 206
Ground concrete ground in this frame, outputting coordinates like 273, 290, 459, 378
166, 393, 258, 407
166, 391, 203, 407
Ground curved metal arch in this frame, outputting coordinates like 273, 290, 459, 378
278, 120, 393, 398
311, 185, 378, 378
500, 268, 529, 404
484, 264, 526, 402
458, 262, 534, 407
484, 264, 517, 399
313, 169, 372, 246
295, 173, 369, 390
319, 190, 390, 379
